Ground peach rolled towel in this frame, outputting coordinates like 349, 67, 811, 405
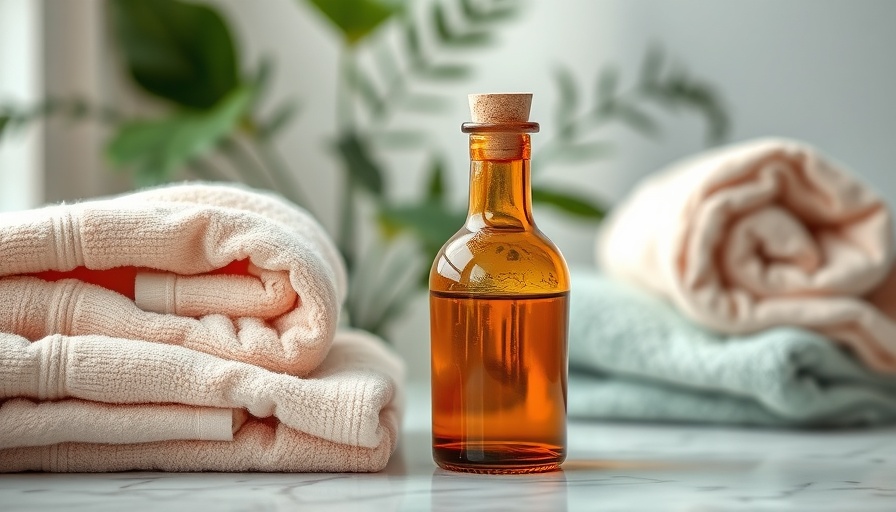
598, 138, 896, 371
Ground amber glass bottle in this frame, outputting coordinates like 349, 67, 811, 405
429, 93, 570, 474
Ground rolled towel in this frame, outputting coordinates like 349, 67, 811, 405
598, 138, 896, 372
568, 270, 896, 426
0, 329, 404, 472
0, 182, 346, 375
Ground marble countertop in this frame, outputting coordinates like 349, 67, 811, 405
2, 385, 895, 511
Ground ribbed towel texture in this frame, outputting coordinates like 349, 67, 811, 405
0, 183, 404, 472
568, 271, 896, 426
598, 138, 896, 372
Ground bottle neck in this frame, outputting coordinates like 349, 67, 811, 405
466, 133, 534, 230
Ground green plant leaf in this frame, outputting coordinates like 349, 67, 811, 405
372, 38, 403, 89
417, 63, 472, 80
401, 93, 450, 112
379, 201, 466, 286
597, 65, 619, 103
249, 56, 274, 112
106, 86, 252, 185
304, 0, 398, 46
258, 99, 300, 140
644, 68, 730, 145
1, 99, 122, 140
67, 99, 88, 120
385, 0, 518, 121
640, 44, 664, 90
346, 236, 426, 336
460, 0, 520, 23
546, 140, 615, 163
379, 202, 465, 251
333, 133, 385, 195
0, 113, 10, 139
611, 102, 659, 137
402, 19, 424, 65
532, 186, 606, 220
109, 0, 240, 109
554, 67, 578, 108
426, 158, 447, 203
353, 67, 386, 114
553, 66, 578, 134
433, 2, 492, 47
370, 130, 428, 148
670, 84, 729, 144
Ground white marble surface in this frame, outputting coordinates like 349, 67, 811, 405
2, 385, 895, 511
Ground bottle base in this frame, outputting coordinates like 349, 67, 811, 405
435, 461, 562, 475
433, 441, 564, 474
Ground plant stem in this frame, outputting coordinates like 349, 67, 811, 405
188, 157, 226, 182
1, 97, 123, 139
218, 137, 272, 189
338, 168, 357, 273
370, 35, 406, 122
337, 49, 356, 132
44, 97, 124, 125
231, 133, 312, 209
533, 88, 642, 172
255, 139, 312, 208
336, 48, 359, 272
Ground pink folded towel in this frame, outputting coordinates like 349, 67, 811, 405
0, 183, 404, 472
599, 139, 896, 371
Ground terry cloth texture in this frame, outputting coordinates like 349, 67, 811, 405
568, 270, 896, 427
598, 138, 896, 372
0, 183, 403, 472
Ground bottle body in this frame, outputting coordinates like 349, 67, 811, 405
430, 132, 569, 474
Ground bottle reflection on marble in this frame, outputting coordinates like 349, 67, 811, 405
430, 469, 568, 512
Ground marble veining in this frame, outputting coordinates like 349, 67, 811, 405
2, 385, 895, 511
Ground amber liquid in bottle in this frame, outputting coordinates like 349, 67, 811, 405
430, 108, 569, 474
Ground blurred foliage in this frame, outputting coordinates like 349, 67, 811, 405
542, 45, 729, 169
0, 98, 120, 139
327, 0, 527, 280
307, 0, 399, 46
107, 87, 253, 185
109, 0, 240, 109
0, 0, 730, 337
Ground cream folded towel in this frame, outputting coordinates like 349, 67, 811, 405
0, 183, 404, 472
599, 139, 896, 371
0, 182, 346, 375
0, 329, 403, 472
0, 400, 245, 449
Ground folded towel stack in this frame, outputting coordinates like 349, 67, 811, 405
569, 139, 896, 426
0, 183, 404, 472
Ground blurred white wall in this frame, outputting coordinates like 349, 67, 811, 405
0, 0, 42, 211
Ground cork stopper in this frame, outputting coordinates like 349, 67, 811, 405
468, 93, 532, 123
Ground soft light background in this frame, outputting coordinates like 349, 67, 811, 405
2, 0, 896, 380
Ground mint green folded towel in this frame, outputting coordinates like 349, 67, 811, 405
568, 270, 896, 427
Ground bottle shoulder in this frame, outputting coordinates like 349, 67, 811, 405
429, 226, 570, 295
